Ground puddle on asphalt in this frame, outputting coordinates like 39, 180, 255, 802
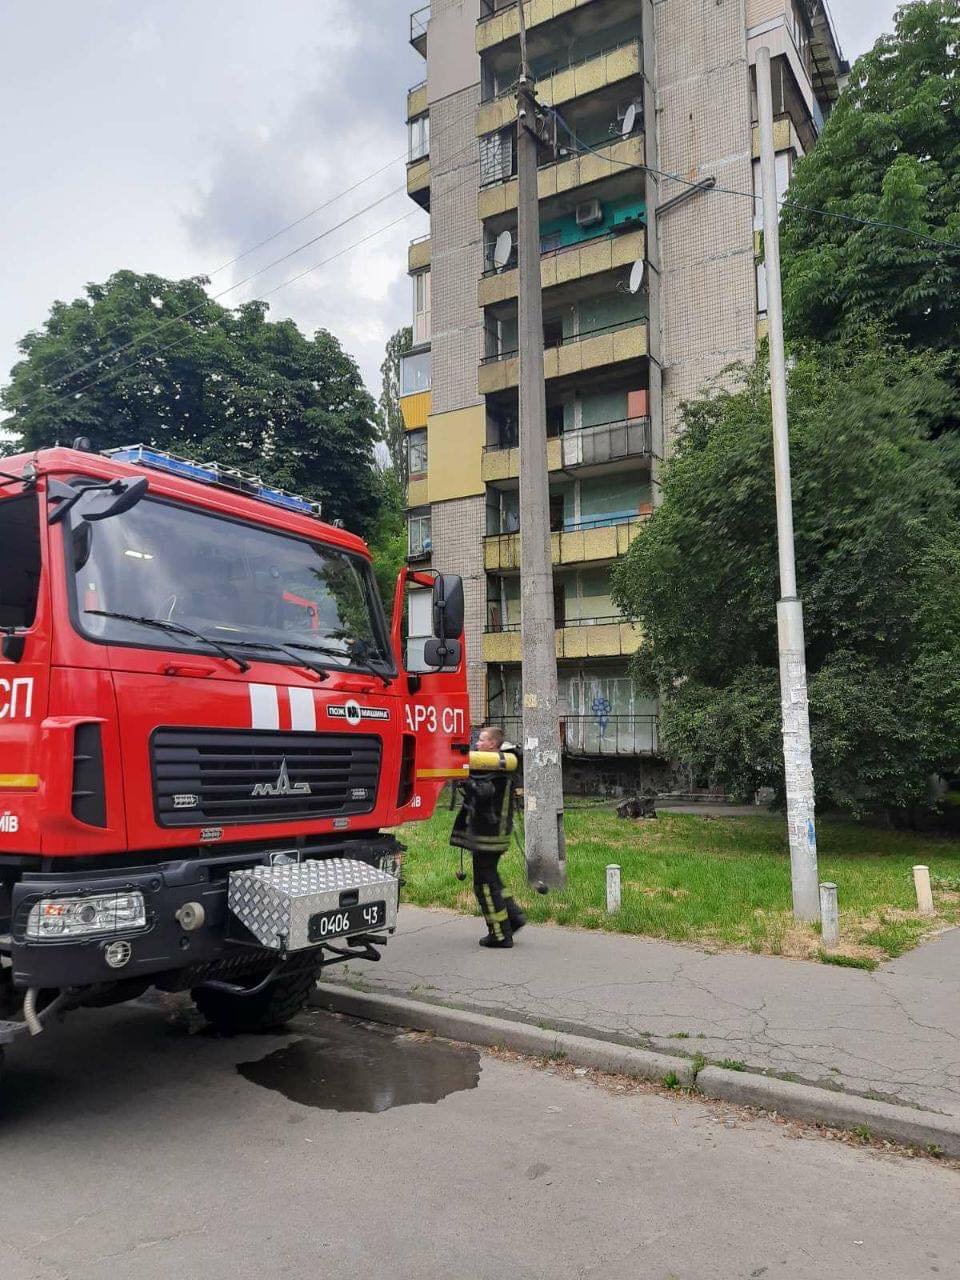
237, 1015, 481, 1112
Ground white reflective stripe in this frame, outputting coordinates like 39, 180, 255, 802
289, 687, 316, 732
249, 684, 280, 730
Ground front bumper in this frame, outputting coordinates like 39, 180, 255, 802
8, 836, 401, 990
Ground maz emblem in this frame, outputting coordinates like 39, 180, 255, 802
252, 759, 312, 799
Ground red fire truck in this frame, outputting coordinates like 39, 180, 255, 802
0, 444, 470, 1067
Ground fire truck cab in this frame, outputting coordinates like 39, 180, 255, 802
0, 445, 470, 1060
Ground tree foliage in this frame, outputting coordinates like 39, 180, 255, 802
367, 466, 406, 621
1, 270, 381, 534
781, 0, 960, 362
612, 341, 960, 816
378, 325, 412, 486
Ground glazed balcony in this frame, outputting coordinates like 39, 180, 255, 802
478, 317, 647, 395
483, 513, 647, 570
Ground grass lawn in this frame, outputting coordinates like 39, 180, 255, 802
396, 802, 960, 965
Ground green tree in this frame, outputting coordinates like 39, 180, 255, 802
378, 325, 412, 486
781, 1, 960, 360
612, 340, 960, 816
367, 467, 407, 621
0, 270, 381, 534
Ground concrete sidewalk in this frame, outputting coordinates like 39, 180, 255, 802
332, 906, 960, 1118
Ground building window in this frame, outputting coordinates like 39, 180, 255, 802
408, 509, 432, 560
400, 349, 431, 396
413, 270, 431, 346
408, 114, 429, 163
0, 493, 41, 630
407, 429, 428, 477
479, 128, 514, 187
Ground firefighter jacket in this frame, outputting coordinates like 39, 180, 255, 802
450, 749, 517, 856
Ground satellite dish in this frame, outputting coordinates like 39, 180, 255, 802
621, 103, 637, 138
628, 258, 645, 295
493, 230, 513, 271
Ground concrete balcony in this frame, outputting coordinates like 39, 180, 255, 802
481, 616, 642, 663
410, 4, 429, 56
479, 227, 644, 307
482, 416, 653, 484
479, 134, 644, 221
408, 234, 431, 273
407, 156, 430, 211
477, 0, 603, 52
478, 318, 647, 395
476, 38, 642, 137
406, 474, 429, 509
483, 515, 647, 570
407, 81, 428, 121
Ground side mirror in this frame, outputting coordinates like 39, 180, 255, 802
84, 476, 149, 522
48, 475, 148, 525
432, 574, 464, 640
423, 637, 462, 670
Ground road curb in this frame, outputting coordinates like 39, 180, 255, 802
697, 1067, 960, 1157
312, 984, 696, 1087
313, 984, 960, 1157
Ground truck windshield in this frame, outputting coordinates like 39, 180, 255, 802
69, 497, 393, 673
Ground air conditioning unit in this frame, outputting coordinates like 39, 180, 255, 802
575, 199, 603, 228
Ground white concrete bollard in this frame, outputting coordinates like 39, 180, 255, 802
606, 864, 621, 914
913, 865, 935, 916
819, 882, 839, 948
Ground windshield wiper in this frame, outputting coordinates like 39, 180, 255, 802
84, 611, 251, 674
280, 639, 392, 687
225, 639, 329, 680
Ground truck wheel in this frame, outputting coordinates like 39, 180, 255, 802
191, 960, 321, 1035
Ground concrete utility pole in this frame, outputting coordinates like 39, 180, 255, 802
756, 47, 819, 921
516, 2, 567, 890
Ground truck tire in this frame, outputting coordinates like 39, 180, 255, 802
191, 960, 321, 1035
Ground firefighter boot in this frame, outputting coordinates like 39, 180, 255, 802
505, 897, 526, 935
475, 873, 513, 948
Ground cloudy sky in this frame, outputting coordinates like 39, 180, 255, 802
0, 0, 903, 403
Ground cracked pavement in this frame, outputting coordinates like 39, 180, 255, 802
335, 907, 960, 1117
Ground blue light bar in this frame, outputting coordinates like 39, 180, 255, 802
105, 445, 322, 518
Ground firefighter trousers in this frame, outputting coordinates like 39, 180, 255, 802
472, 851, 524, 943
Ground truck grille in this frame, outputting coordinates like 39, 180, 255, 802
151, 728, 382, 828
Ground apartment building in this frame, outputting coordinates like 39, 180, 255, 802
401, 0, 845, 784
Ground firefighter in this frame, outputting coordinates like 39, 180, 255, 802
450, 725, 527, 948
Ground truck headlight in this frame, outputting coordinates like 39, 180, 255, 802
26, 892, 147, 941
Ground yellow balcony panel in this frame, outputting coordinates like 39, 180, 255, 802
751, 116, 795, 160
408, 235, 431, 273
476, 0, 597, 54
426, 404, 486, 502
401, 390, 431, 430
406, 474, 429, 508
483, 517, 646, 570
478, 353, 519, 395
407, 82, 428, 120
481, 436, 563, 484
476, 40, 641, 137
477, 135, 644, 221
407, 156, 430, 199
478, 227, 644, 307
481, 629, 522, 663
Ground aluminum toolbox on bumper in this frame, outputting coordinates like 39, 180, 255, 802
228, 858, 399, 951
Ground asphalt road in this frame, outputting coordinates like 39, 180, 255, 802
1, 997, 957, 1280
